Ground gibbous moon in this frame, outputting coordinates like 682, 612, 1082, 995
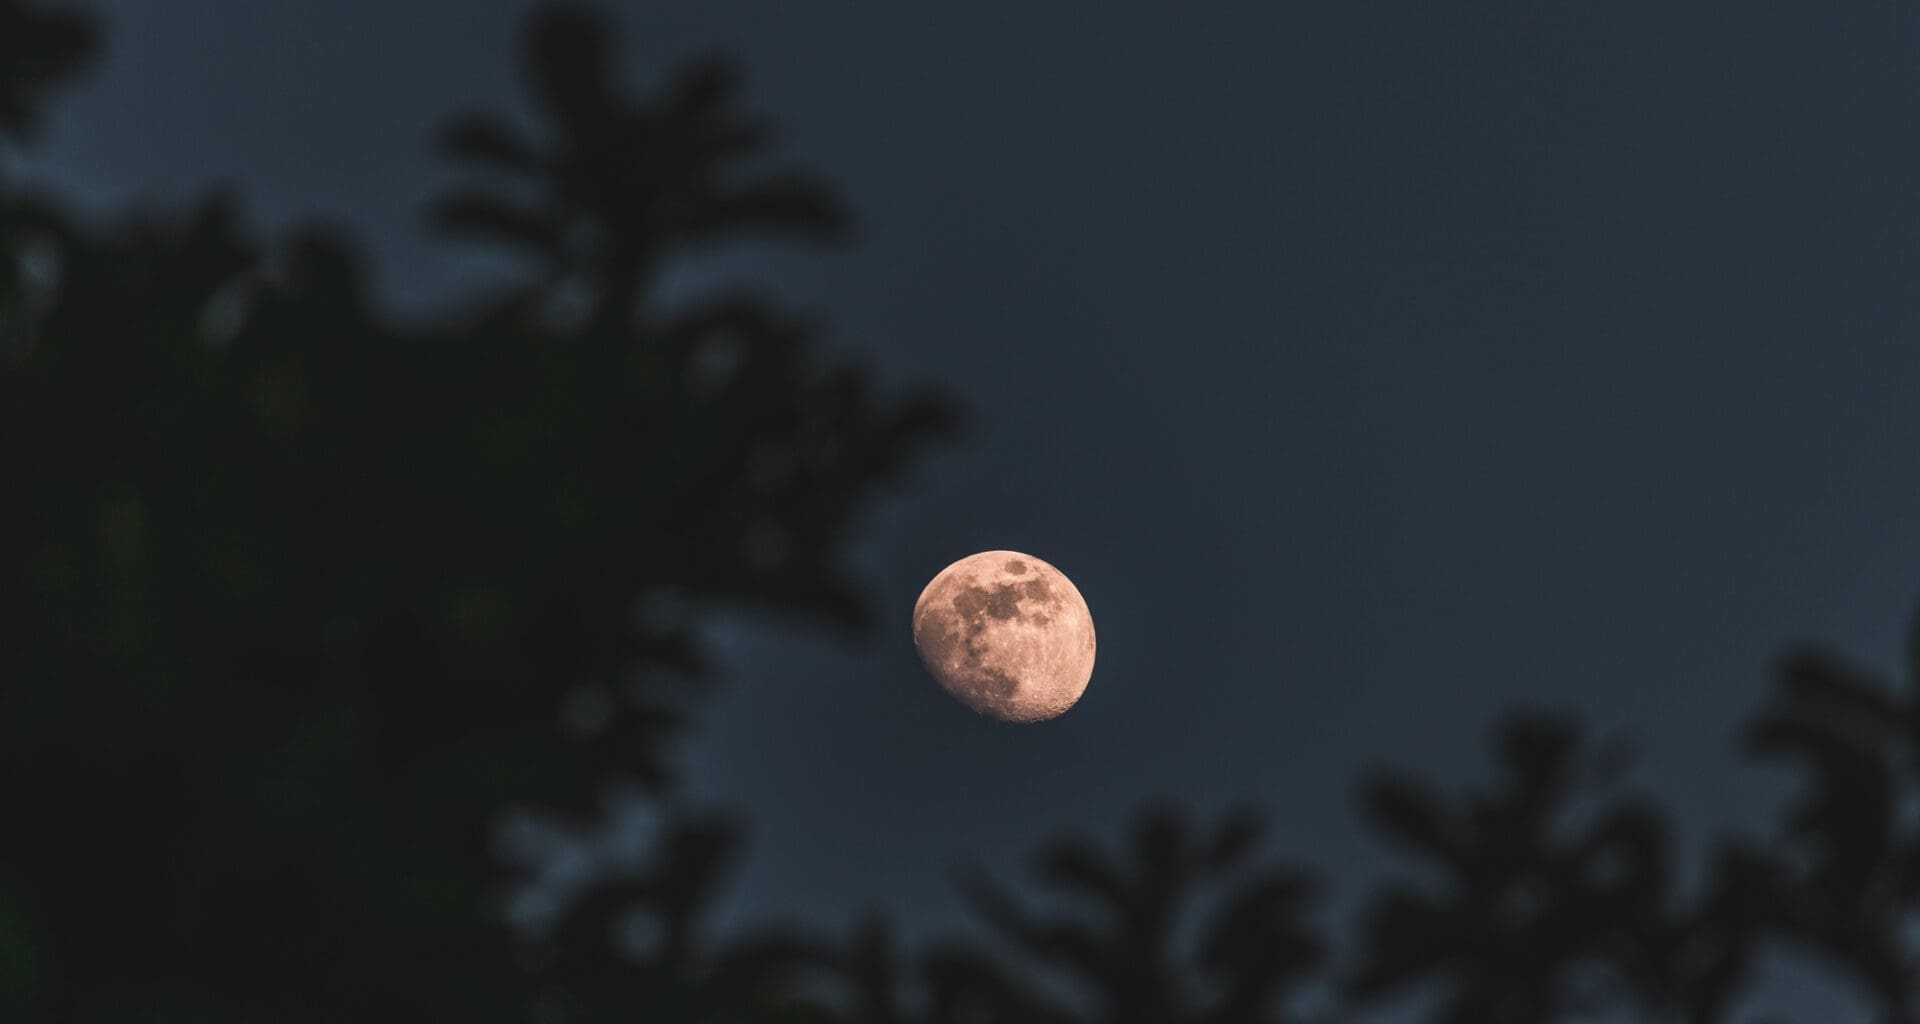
912, 550, 1096, 723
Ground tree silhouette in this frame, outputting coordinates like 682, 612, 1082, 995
780, 916, 1072, 1024
1740, 604, 1920, 1019
0, 2, 957, 1020
953, 804, 1326, 1024
0, 0, 92, 354
511, 811, 832, 1024
1346, 712, 1723, 1024
0, 0, 93, 144
431, 5, 848, 324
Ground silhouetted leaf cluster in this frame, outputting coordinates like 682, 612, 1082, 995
0, 3, 954, 1020
0, 0, 94, 143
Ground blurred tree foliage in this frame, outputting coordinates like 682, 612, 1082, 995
955, 804, 1325, 1024
5, 2, 1920, 1022
0, 1, 957, 1019
1739, 617, 1920, 1019
1347, 713, 1767, 1024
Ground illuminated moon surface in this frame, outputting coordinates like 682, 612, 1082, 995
912, 550, 1096, 723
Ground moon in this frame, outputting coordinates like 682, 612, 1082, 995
912, 550, 1096, 722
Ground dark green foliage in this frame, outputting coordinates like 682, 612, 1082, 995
1741, 609, 1920, 1018
518, 813, 831, 1024
1347, 713, 1749, 1024
431, 6, 850, 321
0, 0, 95, 143
955, 805, 1327, 1024
0, 3, 955, 1020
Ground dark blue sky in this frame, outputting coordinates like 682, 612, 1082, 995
26, 1, 1920, 1014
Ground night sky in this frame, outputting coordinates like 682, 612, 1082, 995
26, 1, 1920, 1013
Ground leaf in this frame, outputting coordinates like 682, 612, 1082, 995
1033, 836, 1128, 910
520, 5, 618, 135
837, 916, 900, 1018
428, 190, 562, 256
1358, 770, 1459, 864
1197, 867, 1322, 975
649, 814, 743, 956
438, 112, 543, 174
1495, 711, 1582, 809
1574, 798, 1671, 902
1131, 804, 1191, 889
953, 864, 1037, 950
1775, 645, 1900, 730
1344, 883, 1457, 1000
0, 0, 98, 142
690, 173, 853, 245
1203, 805, 1265, 874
